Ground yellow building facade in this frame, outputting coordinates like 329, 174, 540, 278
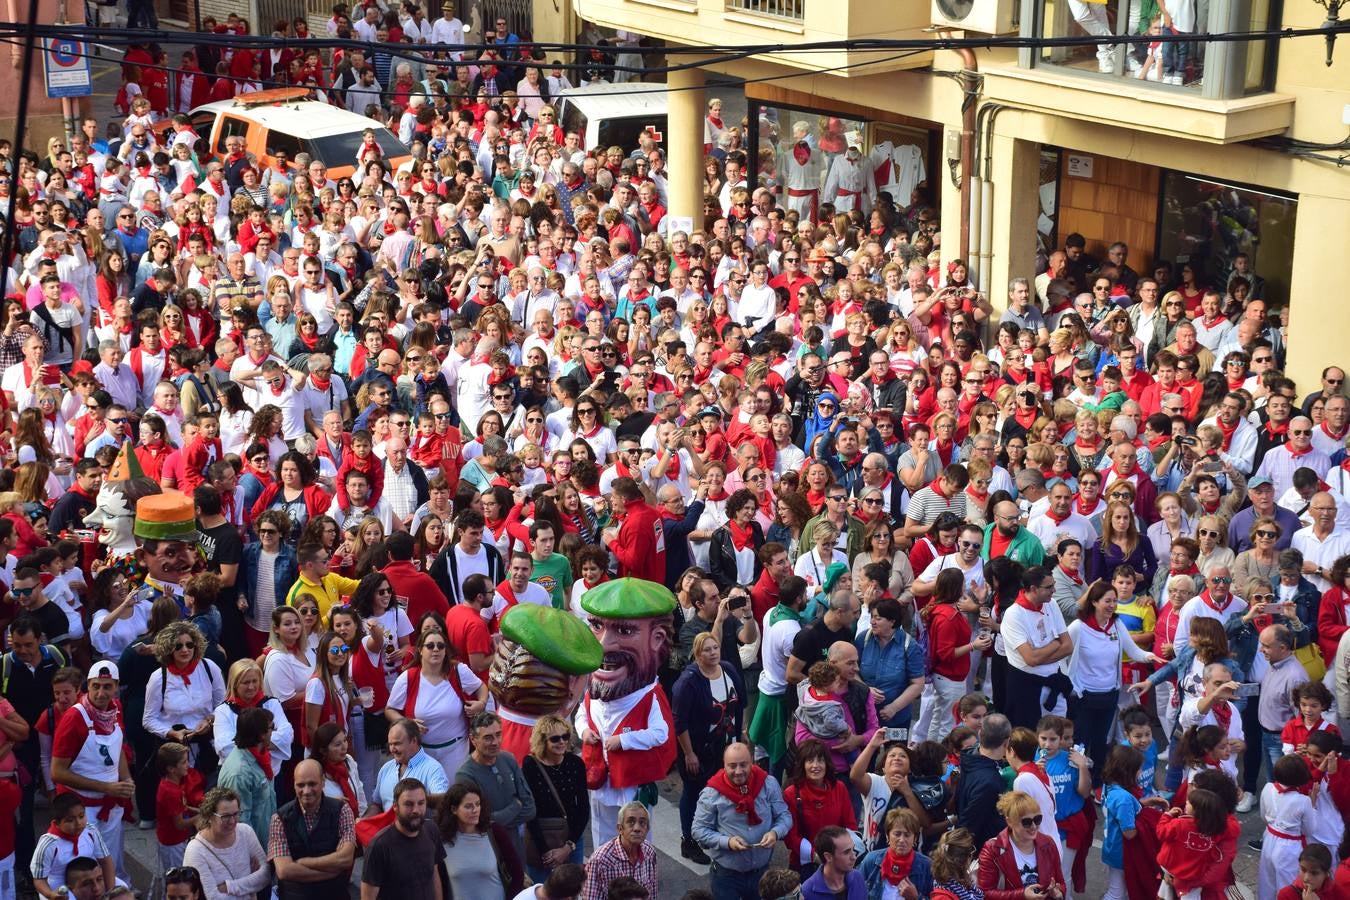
571, 0, 1350, 391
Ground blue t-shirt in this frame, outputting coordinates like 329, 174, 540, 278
1044, 751, 1086, 821
1101, 783, 1141, 869
1127, 737, 1160, 798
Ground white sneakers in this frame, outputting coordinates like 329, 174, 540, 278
1235, 792, 1256, 813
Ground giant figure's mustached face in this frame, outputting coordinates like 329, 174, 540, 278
585, 615, 672, 702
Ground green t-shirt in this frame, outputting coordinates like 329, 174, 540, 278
531, 552, 574, 610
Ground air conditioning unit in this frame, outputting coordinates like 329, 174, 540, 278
930, 0, 1017, 34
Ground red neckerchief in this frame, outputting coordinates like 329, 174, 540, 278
663, 449, 681, 479
79, 694, 120, 735
248, 745, 274, 779
47, 822, 82, 848
1198, 589, 1230, 615
1060, 565, 1083, 585
1289, 442, 1314, 459
227, 691, 263, 709
1216, 417, 1240, 451
1084, 613, 1115, 634
1109, 463, 1137, 484
1209, 697, 1233, 733
310, 372, 331, 391
1322, 421, 1349, 442
1273, 781, 1312, 796
1013, 591, 1040, 612
728, 519, 755, 551
1045, 506, 1069, 526
1075, 494, 1099, 516
1014, 406, 1039, 429
1266, 419, 1289, 439
323, 758, 359, 812
167, 658, 199, 686
1017, 761, 1054, 797
879, 848, 915, 886
1074, 435, 1101, 453
706, 765, 767, 825
928, 477, 950, 500
966, 486, 988, 507
934, 439, 955, 467
1170, 563, 1200, 577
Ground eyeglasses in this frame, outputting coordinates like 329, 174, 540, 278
958, 540, 981, 550
435, 412, 452, 420
1256, 530, 1279, 539
1019, 814, 1044, 829
1208, 576, 1232, 584
298, 607, 319, 616
1197, 529, 1219, 538
818, 403, 836, 411
1251, 593, 1275, 602
748, 473, 767, 481
257, 528, 280, 536
423, 641, 447, 650
328, 644, 351, 655
210, 812, 240, 822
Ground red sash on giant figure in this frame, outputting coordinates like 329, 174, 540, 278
581, 685, 677, 790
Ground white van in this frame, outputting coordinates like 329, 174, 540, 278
554, 82, 669, 151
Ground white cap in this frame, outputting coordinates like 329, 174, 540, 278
89, 661, 120, 682
16, 445, 36, 464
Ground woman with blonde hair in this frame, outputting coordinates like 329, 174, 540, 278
977, 790, 1067, 898
211, 658, 294, 766
521, 714, 589, 882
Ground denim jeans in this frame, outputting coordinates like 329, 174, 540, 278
710, 863, 769, 900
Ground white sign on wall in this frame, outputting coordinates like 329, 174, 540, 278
1066, 154, 1094, 179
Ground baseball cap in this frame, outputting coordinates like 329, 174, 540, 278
89, 661, 120, 681
1248, 476, 1274, 490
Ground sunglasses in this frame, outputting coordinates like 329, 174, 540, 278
423, 641, 447, 650
827, 495, 847, 502
863, 498, 883, 505
548, 733, 570, 743
1250, 593, 1275, 602
257, 528, 280, 536
1208, 576, 1232, 584
328, 644, 351, 654
1256, 530, 1279, 539
1019, 815, 1044, 829
174, 640, 195, 650
298, 607, 319, 616
958, 540, 981, 550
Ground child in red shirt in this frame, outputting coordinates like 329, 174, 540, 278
1278, 845, 1345, 900
334, 430, 384, 508
155, 742, 204, 872
1157, 787, 1240, 900
1282, 681, 1341, 755
34, 667, 81, 792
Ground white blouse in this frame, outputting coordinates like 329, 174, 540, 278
142, 658, 227, 737
263, 647, 317, 703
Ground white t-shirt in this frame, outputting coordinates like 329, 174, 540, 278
263, 648, 317, 703
489, 581, 552, 626
1001, 600, 1068, 676
386, 664, 482, 746
858, 772, 894, 850
757, 613, 802, 696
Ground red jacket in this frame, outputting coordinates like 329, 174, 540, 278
381, 559, 448, 626
1156, 812, 1240, 894
926, 603, 972, 681
1318, 585, 1350, 663
976, 829, 1065, 900
783, 779, 856, 860
609, 500, 667, 583
249, 482, 332, 526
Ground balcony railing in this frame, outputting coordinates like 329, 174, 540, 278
726, 0, 804, 20
1018, 0, 1279, 99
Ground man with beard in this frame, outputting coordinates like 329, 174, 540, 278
360, 778, 445, 899
981, 500, 1045, 567
574, 580, 678, 848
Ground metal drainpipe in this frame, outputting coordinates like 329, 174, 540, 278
936, 37, 980, 265
978, 103, 1007, 295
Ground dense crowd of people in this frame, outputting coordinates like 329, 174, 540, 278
0, 6, 1345, 900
